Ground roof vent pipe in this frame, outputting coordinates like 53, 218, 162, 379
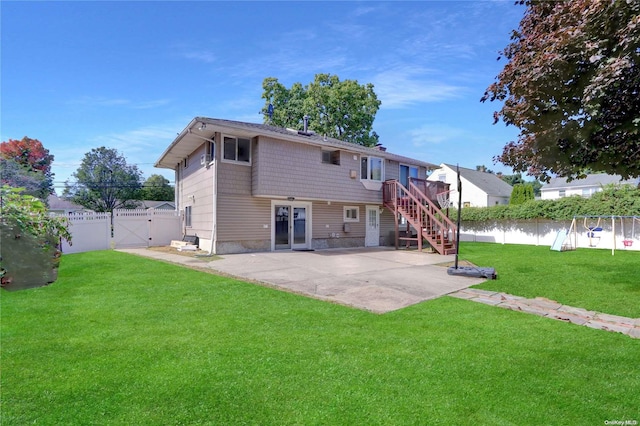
303, 115, 309, 133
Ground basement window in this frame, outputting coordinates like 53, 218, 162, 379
344, 206, 359, 222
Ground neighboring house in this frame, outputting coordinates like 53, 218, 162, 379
154, 117, 439, 254
47, 194, 91, 215
540, 174, 639, 200
427, 164, 513, 207
135, 200, 176, 210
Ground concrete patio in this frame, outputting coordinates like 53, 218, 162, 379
117, 247, 486, 313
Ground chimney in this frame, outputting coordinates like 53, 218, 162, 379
303, 115, 309, 133
298, 115, 313, 136
375, 143, 387, 152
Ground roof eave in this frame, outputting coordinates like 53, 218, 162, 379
155, 116, 437, 170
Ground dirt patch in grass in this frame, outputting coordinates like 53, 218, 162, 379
147, 245, 220, 260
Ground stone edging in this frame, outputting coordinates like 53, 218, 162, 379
449, 288, 640, 339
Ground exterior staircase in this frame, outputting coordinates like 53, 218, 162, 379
382, 178, 457, 255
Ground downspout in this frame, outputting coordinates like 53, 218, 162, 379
209, 133, 218, 255
176, 165, 186, 237
174, 168, 179, 212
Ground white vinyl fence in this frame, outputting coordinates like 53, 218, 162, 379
461, 218, 640, 252
57, 209, 182, 254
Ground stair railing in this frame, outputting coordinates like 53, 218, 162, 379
383, 179, 457, 254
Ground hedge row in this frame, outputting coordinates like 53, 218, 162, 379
458, 184, 640, 221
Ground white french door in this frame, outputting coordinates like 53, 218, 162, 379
272, 201, 311, 250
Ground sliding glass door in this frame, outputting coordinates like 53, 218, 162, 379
273, 202, 310, 250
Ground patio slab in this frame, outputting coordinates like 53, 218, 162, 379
117, 247, 485, 313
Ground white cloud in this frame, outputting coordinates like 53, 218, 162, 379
68, 96, 171, 110
182, 50, 217, 63
69, 96, 130, 107
171, 41, 218, 63
90, 125, 178, 154
407, 123, 466, 147
372, 66, 466, 108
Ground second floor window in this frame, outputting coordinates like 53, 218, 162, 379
361, 156, 383, 181
223, 136, 251, 164
322, 150, 340, 165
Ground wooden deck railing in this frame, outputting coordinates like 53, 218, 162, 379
408, 178, 449, 205
382, 179, 457, 255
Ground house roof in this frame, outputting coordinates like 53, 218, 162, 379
47, 194, 86, 211
441, 164, 513, 197
155, 117, 438, 170
541, 174, 639, 191
135, 200, 176, 209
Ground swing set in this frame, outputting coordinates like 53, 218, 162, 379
557, 215, 640, 255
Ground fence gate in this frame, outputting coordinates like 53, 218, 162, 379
113, 209, 151, 248
148, 209, 183, 247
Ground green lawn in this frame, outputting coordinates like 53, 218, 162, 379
2, 249, 639, 425
458, 242, 640, 318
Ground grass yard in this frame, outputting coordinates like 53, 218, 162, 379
2, 249, 639, 425
458, 242, 640, 318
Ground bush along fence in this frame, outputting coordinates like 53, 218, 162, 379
461, 217, 640, 253
54, 209, 182, 254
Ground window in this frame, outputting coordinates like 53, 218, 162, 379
322, 150, 340, 165
206, 141, 215, 163
185, 206, 192, 227
223, 136, 251, 163
344, 206, 359, 222
438, 174, 447, 182
360, 156, 383, 181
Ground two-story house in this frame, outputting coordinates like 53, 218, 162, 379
155, 117, 446, 254
427, 164, 513, 207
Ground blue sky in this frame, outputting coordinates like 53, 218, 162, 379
2, 1, 526, 193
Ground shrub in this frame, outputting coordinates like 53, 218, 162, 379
0, 185, 71, 290
460, 184, 639, 221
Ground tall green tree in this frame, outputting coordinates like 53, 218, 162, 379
482, 0, 640, 181
500, 173, 524, 186
63, 147, 142, 212
509, 183, 535, 205
1, 185, 71, 291
261, 73, 381, 147
141, 174, 174, 201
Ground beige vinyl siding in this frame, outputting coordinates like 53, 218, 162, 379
252, 136, 382, 204
216, 194, 271, 242
311, 201, 366, 239
386, 160, 400, 181
180, 144, 214, 237
217, 158, 252, 196
379, 207, 397, 246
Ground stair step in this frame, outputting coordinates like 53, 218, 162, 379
386, 182, 457, 256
